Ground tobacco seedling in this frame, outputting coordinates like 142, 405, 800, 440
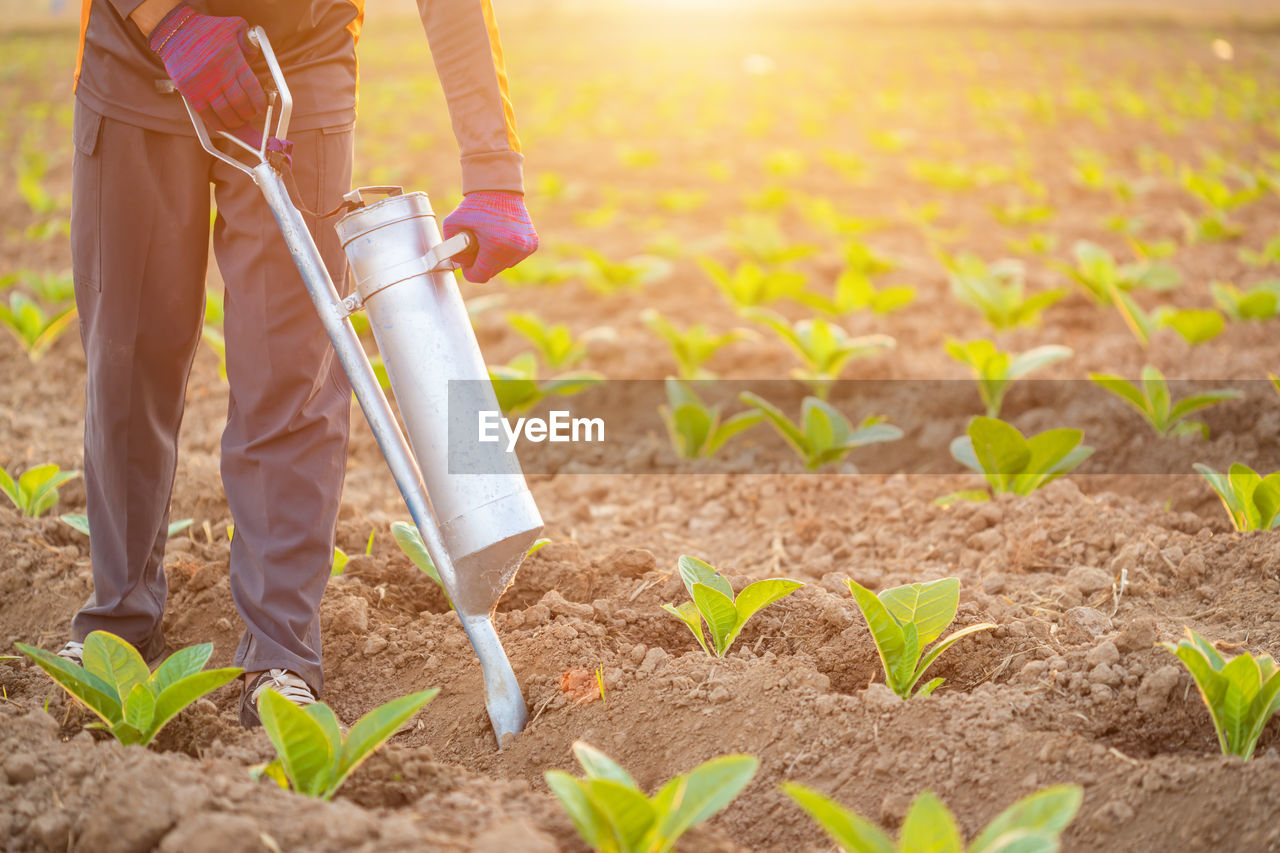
577, 250, 671, 294
739, 392, 902, 471
950, 417, 1093, 496
943, 253, 1064, 331
1239, 236, 1280, 268
1090, 366, 1239, 438
488, 353, 601, 414
255, 688, 438, 799
0, 292, 76, 361
847, 577, 996, 698
1193, 463, 1280, 531
798, 270, 915, 317
662, 555, 802, 657
505, 311, 614, 369
727, 214, 817, 265
1058, 240, 1180, 306
15, 631, 241, 746
945, 339, 1072, 417
641, 309, 755, 379
546, 740, 758, 853
746, 309, 895, 398
1211, 281, 1280, 321
1, 463, 78, 517
60, 514, 193, 540
1162, 628, 1280, 760
698, 258, 807, 311
783, 782, 1082, 852
659, 379, 763, 460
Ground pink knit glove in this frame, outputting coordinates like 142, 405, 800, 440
149, 3, 265, 132
442, 191, 539, 284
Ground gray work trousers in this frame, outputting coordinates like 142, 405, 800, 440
68, 99, 354, 695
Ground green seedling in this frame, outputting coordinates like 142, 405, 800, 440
1090, 366, 1239, 439
727, 214, 817, 265
255, 688, 437, 799
202, 292, 228, 382
331, 548, 350, 577
662, 555, 802, 657
990, 199, 1055, 226
783, 782, 1082, 853
798, 196, 884, 237
1, 463, 78, 518
1154, 308, 1225, 346
392, 519, 549, 605
1193, 463, 1280, 531
943, 253, 1064, 331
1058, 241, 1180, 306
640, 309, 755, 380
578, 250, 671, 294
505, 311, 613, 369
546, 740, 758, 853
495, 253, 576, 288
1004, 231, 1058, 256
798, 270, 915, 317
1211, 281, 1280, 321
846, 577, 996, 698
698, 258, 806, 310
746, 309, 894, 399
16, 269, 75, 304
951, 417, 1092, 496
488, 353, 601, 414
740, 392, 902, 471
945, 339, 1072, 417
660, 379, 763, 460
1239, 236, 1280, 268
1162, 628, 1280, 760
0, 292, 76, 361
656, 188, 708, 214
60, 514, 193, 540
15, 631, 241, 746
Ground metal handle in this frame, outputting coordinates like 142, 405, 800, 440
178, 26, 292, 178
425, 231, 476, 273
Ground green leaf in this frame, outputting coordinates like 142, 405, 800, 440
573, 741, 640, 789
391, 521, 448, 603
781, 782, 895, 853
662, 601, 711, 657
729, 579, 803, 651
333, 689, 438, 797
1167, 390, 1241, 425
916, 677, 946, 697
847, 579, 908, 697
546, 772, 618, 853
705, 409, 764, 457
692, 583, 739, 657
148, 643, 213, 695
912, 623, 998, 694
14, 642, 123, 727
970, 785, 1084, 853
656, 755, 759, 849
304, 702, 345, 779
739, 391, 809, 459
899, 791, 964, 853
258, 689, 336, 798
82, 631, 151, 703
1219, 653, 1261, 756
677, 554, 733, 601
968, 417, 1030, 493
0, 465, 18, 509
60, 513, 91, 537
878, 578, 959, 645
123, 682, 156, 732
147, 667, 241, 745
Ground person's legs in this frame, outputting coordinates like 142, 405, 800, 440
211, 124, 354, 701
69, 102, 212, 661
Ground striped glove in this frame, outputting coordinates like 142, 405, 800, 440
149, 3, 266, 132
442, 191, 539, 284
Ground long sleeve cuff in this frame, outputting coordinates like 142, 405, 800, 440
461, 149, 525, 195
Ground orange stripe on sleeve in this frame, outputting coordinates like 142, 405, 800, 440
73, 0, 92, 91
479, 0, 521, 154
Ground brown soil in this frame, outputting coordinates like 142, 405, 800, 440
3, 8, 1280, 853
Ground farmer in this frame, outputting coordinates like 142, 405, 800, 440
57, 0, 537, 726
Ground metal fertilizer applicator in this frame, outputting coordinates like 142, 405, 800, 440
180, 27, 540, 743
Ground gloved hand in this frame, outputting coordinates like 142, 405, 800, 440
442, 191, 539, 283
149, 3, 266, 132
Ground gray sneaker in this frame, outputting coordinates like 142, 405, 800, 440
239, 668, 317, 728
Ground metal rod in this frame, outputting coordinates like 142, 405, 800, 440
251, 163, 528, 742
